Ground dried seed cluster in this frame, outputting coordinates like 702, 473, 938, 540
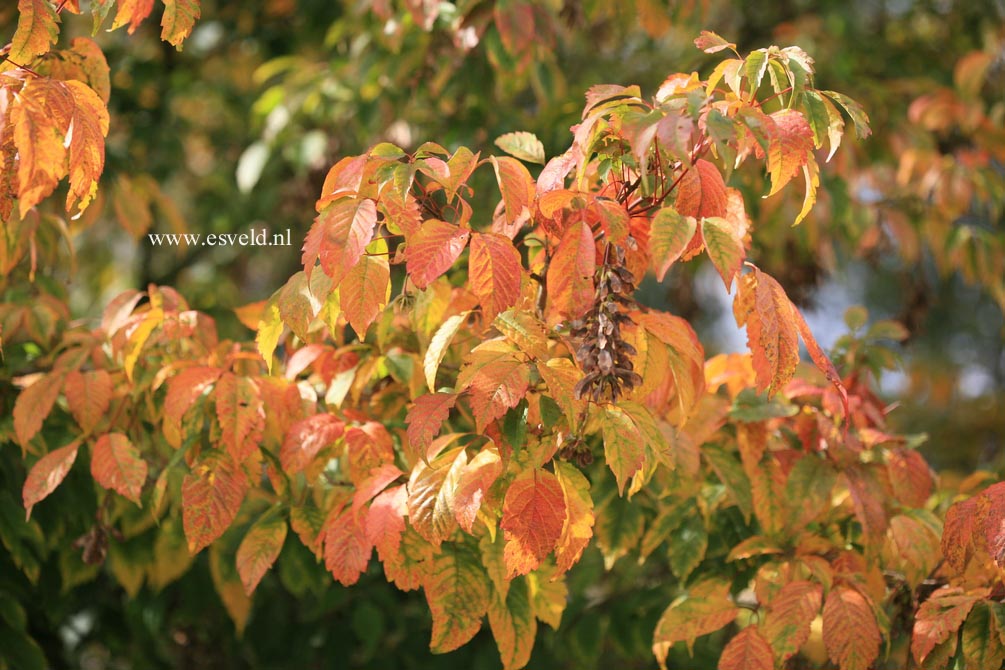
571, 244, 643, 403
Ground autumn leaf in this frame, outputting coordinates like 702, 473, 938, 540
424, 541, 491, 653
63, 79, 109, 213
161, 0, 201, 47
547, 220, 596, 322
500, 468, 566, 577
600, 404, 647, 495
64, 369, 112, 434
109, 0, 155, 34
91, 433, 147, 505
494, 310, 549, 361
650, 206, 697, 281
236, 508, 287, 595
406, 392, 458, 464
279, 413, 344, 475
6, 0, 59, 69
302, 197, 377, 284
912, 587, 983, 665
469, 233, 523, 322
490, 156, 534, 226
181, 450, 249, 554
733, 268, 800, 396
701, 216, 745, 290
453, 447, 503, 533
339, 241, 390, 339
495, 131, 545, 165
694, 30, 736, 54
941, 496, 978, 572
406, 219, 470, 289
761, 580, 822, 661
718, 626, 774, 670
553, 461, 595, 573
323, 502, 372, 586
652, 577, 738, 667
675, 159, 728, 221
408, 447, 467, 546
822, 586, 881, 670
366, 484, 408, 561
22, 440, 80, 520
13, 370, 66, 446
766, 109, 814, 197
887, 447, 935, 508
488, 577, 537, 670
11, 77, 72, 216
457, 342, 531, 431
214, 373, 264, 462
163, 366, 222, 448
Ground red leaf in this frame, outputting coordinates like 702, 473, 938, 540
887, 447, 935, 508
352, 463, 404, 517
546, 220, 596, 322
424, 541, 490, 653
942, 496, 978, 572
490, 156, 534, 226
718, 626, 774, 670
235, 510, 287, 595
340, 249, 390, 339
317, 154, 367, 210
822, 586, 880, 670
181, 451, 249, 554
453, 447, 503, 533
500, 468, 566, 577
344, 422, 396, 485
554, 461, 595, 573
214, 373, 264, 462
91, 433, 147, 505
649, 206, 697, 281
163, 366, 223, 448
280, 413, 344, 475
733, 268, 800, 396
845, 464, 890, 542
457, 344, 531, 431
977, 482, 1005, 568
22, 440, 80, 520
675, 159, 728, 220
302, 197, 377, 284
406, 393, 458, 464
469, 232, 522, 322
762, 581, 823, 661
912, 587, 983, 664
323, 503, 372, 586
365, 484, 408, 561
790, 301, 849, 417
110, 0, 155, 35
406, 219, 470, 289
64, 369, 112, 434
14, 370, 66, 445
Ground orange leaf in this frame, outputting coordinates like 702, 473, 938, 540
11, 77, 72, 216
762, 580, 822, 661
546, 220, 596, 322
279, 413, 344, 475
344, 422, 395, 485
365, 484, 408, 561
160, 0, 201, 47
942, 496, 978, 572
405, 392, 458, 464
64, 369, 112, 434
652, 577, 738, 666
14, 370, 66, 445
384, 525, 435, 591
406, 219, 470, 289
163, 366, 223, 448
718, 626, 774, 670
649, 206, 697, 281
111, 0, 155, 34
453, 447, 503, 533
22, 440, 80, 520
457, 343, 531, 431
501, 468, 566, 577
62, 80, 109, 213
469, 232, 522, 322
490, 155, 534, 226
789, 302, 848, 416
554, 461, 595, 573
340, 247, 390, 339
323, 502, 372, 586
887, 447, 935, 508
235, 509, 287, 595
701, 216, 744, 290
7, 0, 59, 68
822, 586, 881, 670
766, 109, 814, 196
733, 268, 800, 396
214, 373, 264, 462
424, 541, 490, 653
181, 450, 249, 554
91, 433, 147, 505
301, 197, 377, 284
675, 158, 728, 220
912, 587, 983, 665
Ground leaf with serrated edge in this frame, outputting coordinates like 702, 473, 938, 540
546, 220, 595, 322
424, 312, 469, 392
718, 626, 774, 670
14, 370, 66, 446
160, 0, 201, 47
650, 207, 697, 281
469, 233, 522, 323
554, 461, 595, 574
64, 370, 112, 434
501, 468, 566, 577
406, 219, 470, 289
406, 393, 458, 464
280, 413, 344, 475
407, 447, 466, 546
91, 433, 147, 505
601, 404, 647, 495
453, 447, 503, 533
912, 587, 983, 664
488, 576, 537, 670
425, 541, 490, 653
701, 216, 744, 290
340, 239, 390, 339
762, 581, 822, 661
653, 578, 738, 667
8, 0, 59, 68
823, 586, 880, 670
323, 501, 372, 586
490, 156, 534, 225
23, 440, 80, 520
181, 451, 249, 554
766, 109, 814, 197
236, 509, 287, 595
302, 198, 377, 284
494, 131, 545, 165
